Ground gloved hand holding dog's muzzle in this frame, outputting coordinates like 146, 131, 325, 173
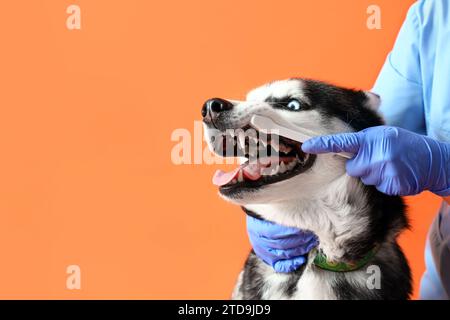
301, 125, 450, 197
246, 215, 319, 273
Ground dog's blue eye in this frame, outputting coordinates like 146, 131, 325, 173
287, 99, 301, 111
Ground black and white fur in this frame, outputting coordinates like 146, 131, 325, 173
203, 79, 412, 300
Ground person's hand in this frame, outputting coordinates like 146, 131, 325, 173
246, 215, 319, 273
301, 126, 450, 196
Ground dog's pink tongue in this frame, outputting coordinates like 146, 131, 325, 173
213, 168, 240, 186
212, 162, 263, 186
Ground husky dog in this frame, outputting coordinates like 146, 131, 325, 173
201, 79, 412, 300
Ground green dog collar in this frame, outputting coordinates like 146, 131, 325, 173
313, 245, 379, 272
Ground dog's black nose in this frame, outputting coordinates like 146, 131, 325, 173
202, 98, 233, 120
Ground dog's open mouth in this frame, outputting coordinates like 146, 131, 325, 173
211, 124, 316, 191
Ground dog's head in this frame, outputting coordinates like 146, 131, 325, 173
202, 78, 383, 205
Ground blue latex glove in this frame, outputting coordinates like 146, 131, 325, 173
246, 215, 319, 273
301, 126, 450, 196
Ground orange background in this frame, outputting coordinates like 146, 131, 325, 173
0, 0, 442, 299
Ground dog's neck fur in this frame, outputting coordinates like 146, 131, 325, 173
244, 174, 375, 262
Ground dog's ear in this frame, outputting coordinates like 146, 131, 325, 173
364, 91, 381, 111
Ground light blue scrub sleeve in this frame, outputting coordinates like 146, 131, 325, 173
372, 2, 426, 135
373, 1, 449, 299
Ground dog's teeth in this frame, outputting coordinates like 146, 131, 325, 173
260, 139, 267, 147
287, 161, 296, 170
231, 178, 237, 184
225, 130, 233, 139
272, 164, 280, 175
280, 144, 292, 153
261, 167, 271, 176
229, 131, 235, 138
238, 157, 248, 165
279, 162, 286, 173
238, 132, 246, 149
249, 143, 257, 157
237, 170, 244, 182
271, 140, 279, 152
297, 154, 306, 164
